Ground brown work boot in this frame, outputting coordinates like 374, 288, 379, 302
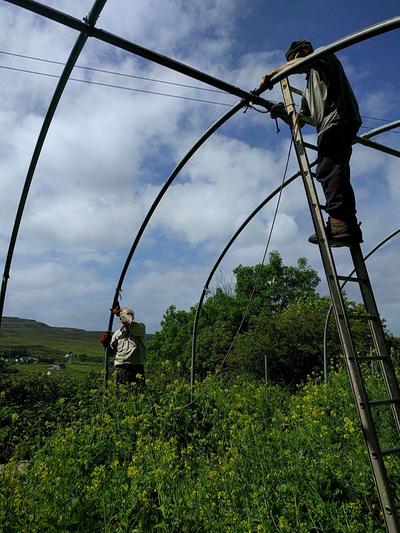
308, 217, 363, 247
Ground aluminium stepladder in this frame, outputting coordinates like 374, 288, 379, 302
280, 78, 400, 533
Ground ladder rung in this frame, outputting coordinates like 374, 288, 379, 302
357, 356, 387, 361
304, 141, 317, 151
367, 399, 400, 407
348, 314, 377, 321
381, 446, 400, 456
337, 275, 361, 283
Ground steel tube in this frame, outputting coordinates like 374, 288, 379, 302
3, 0, 274, 110
263, 16, 400, 89
190, 161, 317, 395
0, 0, 108, 328
355, 136, 400, 158
361, 119, 400, 140
104, 103, 242, 382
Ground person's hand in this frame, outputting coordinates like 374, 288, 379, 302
111, 302, 121, 316
99, 331, 111, 347
270, 102, 286, 120
258, 73, 273, 92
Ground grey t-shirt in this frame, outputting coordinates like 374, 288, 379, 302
299, 53, 361, 137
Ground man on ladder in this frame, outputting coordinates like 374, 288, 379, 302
259, 40, 363, 246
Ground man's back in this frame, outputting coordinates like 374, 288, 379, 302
300, 53, 361, 135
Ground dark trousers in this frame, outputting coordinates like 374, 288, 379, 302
115, 364, 145, 389
316, 123, 359, 222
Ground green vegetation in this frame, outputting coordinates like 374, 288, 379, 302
1, 252, 399, 531
0, 317, 104, 357
1, 370, 398, 532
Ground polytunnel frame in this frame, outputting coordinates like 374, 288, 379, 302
190, 121, 400, 395
0, 1, 399, 385
0, 0, 276, 334
0, 0, 109, 326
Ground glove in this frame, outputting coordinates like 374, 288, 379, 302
99, 331, 111, 347
270, 102, 286, 120
111, 302, 121, 316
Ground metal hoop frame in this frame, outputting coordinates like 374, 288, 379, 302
1, 1, 399, 391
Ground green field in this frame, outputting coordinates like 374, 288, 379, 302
0, 316, 104, 357
10, 359, 102, 378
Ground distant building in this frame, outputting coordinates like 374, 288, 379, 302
15, 355, 36, 364
46, 363, 66, 375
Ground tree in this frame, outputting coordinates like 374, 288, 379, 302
234, 251, 320, 319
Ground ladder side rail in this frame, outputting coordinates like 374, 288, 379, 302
350, 245, 400, 433
280, 78, 399, 533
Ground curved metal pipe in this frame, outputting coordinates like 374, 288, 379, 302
361, 119, 400, 140
190, 161, 317, 395
323, 228, 400, 382
265, 16, 400, 88
0, 0, 108, 327
103, 102, 243, 383
355, 136, 400, 158
189, 115, 400, 390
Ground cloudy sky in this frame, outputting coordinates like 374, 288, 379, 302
0, 0, 399, 335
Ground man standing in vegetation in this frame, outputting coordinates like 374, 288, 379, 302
100, 304, 146, 388
258, 40, 363, 246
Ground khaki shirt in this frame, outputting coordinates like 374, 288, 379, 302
110, 321, 146, 366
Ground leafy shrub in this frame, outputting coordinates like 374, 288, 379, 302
0, 368, 397, 532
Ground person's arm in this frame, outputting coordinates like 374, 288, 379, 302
128, 321, 145, 338
258, 57, 306, 92
109, 331, 118, 353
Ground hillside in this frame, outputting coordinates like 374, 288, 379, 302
0, 317, 105, 357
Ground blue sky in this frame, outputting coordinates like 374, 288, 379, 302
0, 0, 399, 334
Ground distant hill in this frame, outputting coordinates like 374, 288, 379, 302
0, 317, 105, 358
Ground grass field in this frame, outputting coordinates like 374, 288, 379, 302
0, 316, 105, 357
10, 358, 103, 378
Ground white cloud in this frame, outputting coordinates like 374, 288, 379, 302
0, 0, 399, 337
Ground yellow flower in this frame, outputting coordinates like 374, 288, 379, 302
127, 465, 139, 478
278, 516, 291, 531
110, 459, 120, 470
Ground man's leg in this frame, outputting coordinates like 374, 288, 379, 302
316, 125, 357, 222
309, 124, 362, 245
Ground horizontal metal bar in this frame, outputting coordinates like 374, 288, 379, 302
289, 85, 303, 96
304, 141, 317, 151
381, 446, 400, 456
357, 356, 388, 361
337, 275, 361, 283
355, 136, 400, 159
3, 0, 274, 110
347, 314, 377, 321
368, 399, 400, 407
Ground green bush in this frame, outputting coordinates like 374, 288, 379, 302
1, 368, 397, 532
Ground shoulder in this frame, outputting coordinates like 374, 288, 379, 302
310, 52, 338, 71
128, 321, 146, 336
